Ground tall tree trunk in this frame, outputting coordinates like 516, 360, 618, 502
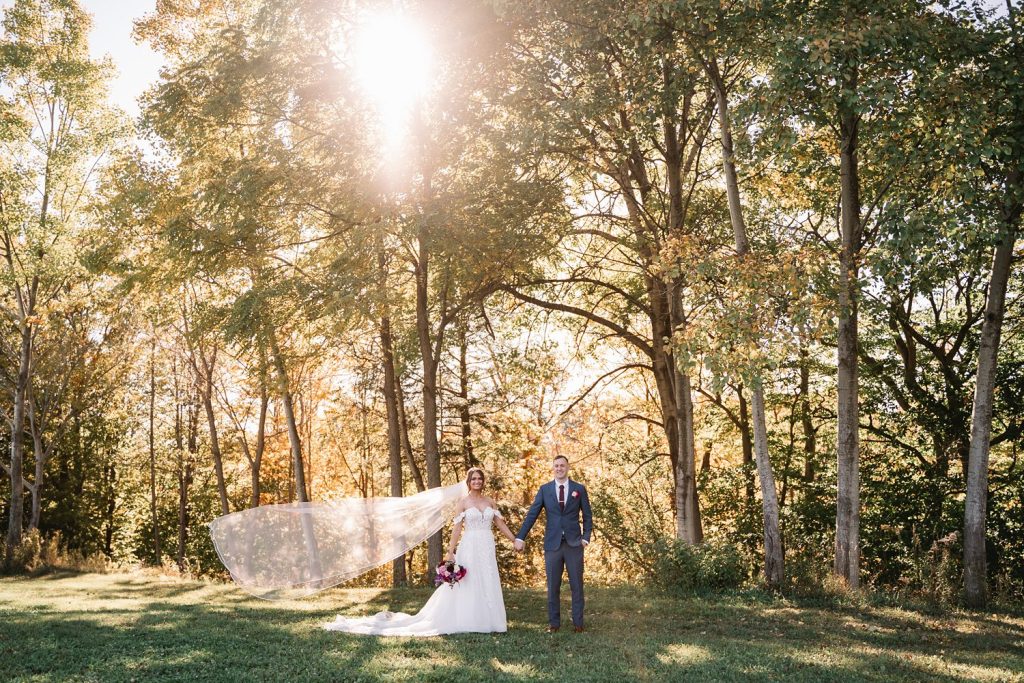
751, 383, 784, 585
382, 312, 407, 586
265, 323, 321, 583
6, 322, 32, 562
178, 387, 198, 570
266, 326, 309, 503
835, 85, 863, 589
103, 461, 116, 557
707, 55, 784, 586
236, 346, 270, 509
415, 223, 444, 578
28, 413, 43, 532
964, 174, 1020, 608
648, 120, 703, 544
457, 326, 476, 470
649, 309, 701, 543
800, 349, 816, 482
396, 379, 426, 492
378, 239, 408, 585
737, 386, 755, 504
147, 339, 160, 562
672, 368, 703, 542
198, 345, 229, 516
250, 382, 268, 509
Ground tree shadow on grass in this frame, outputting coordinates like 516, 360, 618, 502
2, 579, 1023, 682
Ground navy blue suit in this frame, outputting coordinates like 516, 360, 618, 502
516, 479, 593, 628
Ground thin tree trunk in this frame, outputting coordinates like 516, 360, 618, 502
457, 326, 476, 469
251, 382, 268, 508
752, 384, 784, 585
198, 345, 229, 516
265, 323, 321, 583
396, 380, 426, 492
707, 54, 784, 586
235, 347, 270, 509
378, 239, 407, 585
415, 215, 444, 578
178, 385, 198, 570
964, 175, 1019, 608
28, 408, 44, 531
6, 322, 32, 562
835, 85, 863, 589
800, 349, 816, 482
738, 386, 755, 504
103, 461, 116, 557
150, 342, 161, 565
382, 312, 407, 586
267, 326, 309, 503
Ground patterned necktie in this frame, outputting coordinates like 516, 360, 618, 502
559, 483, 565, 511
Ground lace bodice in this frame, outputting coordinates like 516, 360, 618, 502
453, 506, 501, 533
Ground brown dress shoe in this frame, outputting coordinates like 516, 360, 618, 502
546, 626, 560, 633
573, 626, 585, 633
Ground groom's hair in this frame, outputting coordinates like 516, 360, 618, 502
552, 455, 569, 464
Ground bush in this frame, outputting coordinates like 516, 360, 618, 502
650, 538, 747, 595
4, 529, 109, 575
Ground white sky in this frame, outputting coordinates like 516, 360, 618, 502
82, 0, 163, 116
0, 0, 164, 117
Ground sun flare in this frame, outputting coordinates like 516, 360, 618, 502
351, 10, 434, 155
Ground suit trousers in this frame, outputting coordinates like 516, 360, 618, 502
545, 539, 584, 627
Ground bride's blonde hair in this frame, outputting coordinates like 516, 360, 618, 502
465, 467, 486, 486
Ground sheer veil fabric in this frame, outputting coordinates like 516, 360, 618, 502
208, 482, 468, 600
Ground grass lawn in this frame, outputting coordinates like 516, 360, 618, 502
0, 572, 1022, 682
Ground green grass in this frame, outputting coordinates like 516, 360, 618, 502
1, 572, 1022, 682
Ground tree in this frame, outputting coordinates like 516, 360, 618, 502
763, 0, 958, 587
0, 0, 119, 561
961, 2, 1023, 607
656, 0, 785, 584
494, 0, 729, 542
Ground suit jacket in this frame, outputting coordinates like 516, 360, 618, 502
516, 479, 593, 552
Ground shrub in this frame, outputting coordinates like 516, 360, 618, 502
650, 538, 747, 595
4, 529, 109, 575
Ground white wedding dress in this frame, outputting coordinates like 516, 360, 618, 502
323, 506, 507, 636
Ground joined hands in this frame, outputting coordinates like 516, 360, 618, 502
513, 538, 525, 553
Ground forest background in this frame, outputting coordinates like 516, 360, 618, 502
1, 0, 1021, 611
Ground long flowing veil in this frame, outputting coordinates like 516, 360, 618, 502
208, 482, 468, 599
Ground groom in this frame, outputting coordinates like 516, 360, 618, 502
515, 455, 593, 633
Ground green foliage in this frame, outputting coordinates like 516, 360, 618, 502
650, 538, 748, 595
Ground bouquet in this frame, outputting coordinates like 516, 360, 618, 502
434, 560, 467, 588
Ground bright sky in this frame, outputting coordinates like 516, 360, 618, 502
82, 0, 163, 116
0, 0, 164, 117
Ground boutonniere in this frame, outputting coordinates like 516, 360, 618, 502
571, 490, 579, 499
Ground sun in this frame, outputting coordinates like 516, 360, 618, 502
351, 10, 434, 154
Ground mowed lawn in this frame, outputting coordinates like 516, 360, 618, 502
1, 572, 1022, 682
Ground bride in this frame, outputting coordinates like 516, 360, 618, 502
323, 467, 517, 636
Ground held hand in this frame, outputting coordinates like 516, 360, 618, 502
445, 550, 455, 563
514, 538, 525, 552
